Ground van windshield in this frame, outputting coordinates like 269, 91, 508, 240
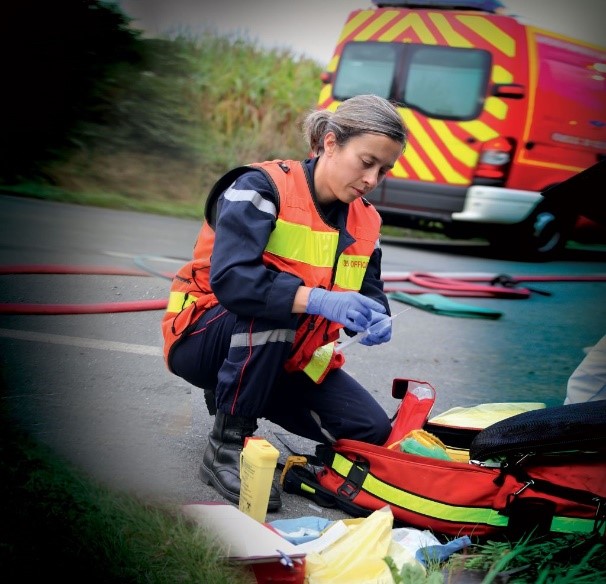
333, 42, 491, 120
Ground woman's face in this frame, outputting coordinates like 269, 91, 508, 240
315, 131, 403, 205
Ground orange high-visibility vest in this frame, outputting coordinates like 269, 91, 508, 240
161, 160, 382, 382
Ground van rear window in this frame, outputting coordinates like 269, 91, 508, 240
333, 42, 491, 120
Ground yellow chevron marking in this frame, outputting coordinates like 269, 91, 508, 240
428, 119, 478, 166
318, 84, 332, 103
327, 54, 340, 73
428, 12, 472, 47
401, 142, 435, 181
491, 64, 513, 83
457, 15, 515, 57
484, 96, 508, 120
338, 10, 373, 43
356, 10, 402, 40
405, 114, 466, 183
381, 12, 437, 44
459, 119, 499, 142
391, 157, 408, 179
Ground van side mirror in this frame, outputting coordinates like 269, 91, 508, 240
320, 71, 333, 84
491, 83, 525, 99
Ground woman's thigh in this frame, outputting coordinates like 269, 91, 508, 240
169, 305, 235, 390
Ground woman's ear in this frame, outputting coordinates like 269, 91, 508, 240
323, 131, 337, 156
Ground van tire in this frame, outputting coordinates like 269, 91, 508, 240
489, 203, 570, 261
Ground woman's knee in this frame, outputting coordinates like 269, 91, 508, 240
352, 411, 391, 445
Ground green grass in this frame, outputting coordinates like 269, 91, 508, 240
0, 404, 255, 583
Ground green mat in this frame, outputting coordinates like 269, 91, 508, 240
388, 291, 503, 319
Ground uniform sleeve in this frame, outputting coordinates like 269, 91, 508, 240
209, 169, 303, 320
360, 244, 391, 316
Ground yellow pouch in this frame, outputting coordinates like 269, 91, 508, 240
428, 402, 546, 429
305, 506, 414, 584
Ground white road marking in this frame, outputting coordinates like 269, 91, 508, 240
0, 328, 162, 356
104, 251, 185, 263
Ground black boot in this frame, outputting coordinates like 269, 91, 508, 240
199, 411, 282, 511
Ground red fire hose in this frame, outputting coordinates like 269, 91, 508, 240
1, 265, 606, 315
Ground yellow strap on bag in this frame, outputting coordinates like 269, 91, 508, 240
304, 506, 421, 584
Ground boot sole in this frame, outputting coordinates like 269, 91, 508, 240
199, 463, 282, 511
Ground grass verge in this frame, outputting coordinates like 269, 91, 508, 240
0, 403, 254, 583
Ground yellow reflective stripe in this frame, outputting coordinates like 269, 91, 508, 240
302, 483, 316, 494
167, 291, 198, 313
429, 13, 472, 47
332, 453, 508, 527
405, 113, 468, 184
382, 12, 435, 44
484, 96, 508, 121
357, 10, 399, 41
459, 119, 499, 142
332, 453, 602, 534
491, 64, 513, 84
338, 10, 372, 44
303, 343, 335, 382
428, 119, 478, 166
265, 218, 338, 268
335, 254, 369, 291
550, 516, 604, 535
457, 15, 516, 57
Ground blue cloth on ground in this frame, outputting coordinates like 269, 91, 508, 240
415, 536, 472, 565
269, 516, 332, 545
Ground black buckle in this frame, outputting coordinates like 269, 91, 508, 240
337, 461, 368, 500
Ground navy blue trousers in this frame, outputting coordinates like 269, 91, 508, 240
169, 304, 391, 445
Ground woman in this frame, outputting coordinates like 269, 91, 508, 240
161, 94, 408, 510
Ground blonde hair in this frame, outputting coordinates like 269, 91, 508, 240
303, 94, 407, 155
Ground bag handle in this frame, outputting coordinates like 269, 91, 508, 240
281, 462, 371, 518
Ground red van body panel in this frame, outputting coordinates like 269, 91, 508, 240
318, 3, 606, 256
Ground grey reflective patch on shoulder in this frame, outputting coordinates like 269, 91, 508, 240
224, 186, 277, 217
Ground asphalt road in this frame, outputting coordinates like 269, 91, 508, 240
1, 194, 605, 522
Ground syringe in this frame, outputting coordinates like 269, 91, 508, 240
335, 307, 411, 352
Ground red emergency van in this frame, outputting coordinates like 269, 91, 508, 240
318, 0, 606, 258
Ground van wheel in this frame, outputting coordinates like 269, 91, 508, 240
490, 205, 570, 261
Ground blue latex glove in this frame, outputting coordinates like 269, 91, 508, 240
415, 536, 472, 566
306, 288, 386, 333
359, 310, 392, 346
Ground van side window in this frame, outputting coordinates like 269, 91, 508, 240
332, 42, 490, 121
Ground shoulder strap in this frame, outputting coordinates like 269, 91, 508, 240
281, 462, 371, 518
204, 166, 251, 228
204, 165, 281, 228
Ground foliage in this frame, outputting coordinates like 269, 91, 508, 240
5, 1, 146, 179
459, 533, 606, 583
2, 0, 323, 213
0, 394, 254, 583
385, 556, 445, 583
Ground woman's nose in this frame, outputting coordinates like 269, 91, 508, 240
363, 168, 381, 188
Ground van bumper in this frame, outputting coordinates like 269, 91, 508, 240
452, 186, 542, 225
